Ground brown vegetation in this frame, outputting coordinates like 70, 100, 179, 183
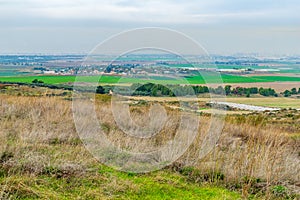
0, 87, 299, 199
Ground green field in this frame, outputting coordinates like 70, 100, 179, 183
250, 76, 300, 82
1, 166, 241, 199
0, 73, 300, 85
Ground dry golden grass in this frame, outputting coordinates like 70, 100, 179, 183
127, 96, 300, 109
0, 88, 299, 199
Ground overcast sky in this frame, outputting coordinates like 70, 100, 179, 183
0, 0, 300, 55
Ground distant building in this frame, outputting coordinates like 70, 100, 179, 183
43, 70, 56, 75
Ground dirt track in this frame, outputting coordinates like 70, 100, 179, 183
210, 101, 280, 111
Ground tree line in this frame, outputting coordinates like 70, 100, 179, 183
283, 88, 300, 97
1, 80, 298, 98
96, 83, 300, 97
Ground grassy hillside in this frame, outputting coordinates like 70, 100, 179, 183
0, 87, 299, 199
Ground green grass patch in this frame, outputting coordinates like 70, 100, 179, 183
0, 166, 241, 199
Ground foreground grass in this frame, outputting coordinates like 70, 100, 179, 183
0, 167, 241, 199
0, 89, 299, 199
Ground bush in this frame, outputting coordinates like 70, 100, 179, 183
32, 79, 44, 84
96, 86, 105, 94
271, 185, 287, 197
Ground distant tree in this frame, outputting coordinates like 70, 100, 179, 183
291, 88, 297, 95
244, 88, 250, 96
151, 87, 158, 96
236, 87, 244, 95
215, 86, 225, 95
224, 85, 232, 95
283, 90, 291, 97
32, 79, 39, 84
96, 86, 105, 94
259, 87, 266, 96
259, 87, 276, 97
104, 66, 112, 73
268, 88, 276, 96
32, 79, 44, 84
298, 88, 300, 94
250, 87, 258, 94
246, 91, 250, 98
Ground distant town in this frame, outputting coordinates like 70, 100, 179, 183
0, 54, 300, 77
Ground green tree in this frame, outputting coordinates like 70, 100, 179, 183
236, 87, 244, 95
32, 79, 44, 84
151, 87, 158, 96
215, 86, 225, 95
96, 86, 105, 94
32, 79, 39, 84
283, 90, 291, 97
250, 87, 258, 94
224, 85, 232, 95
246, 91, 250, 98
291, 88, 297, 94
268, 88, 276, 96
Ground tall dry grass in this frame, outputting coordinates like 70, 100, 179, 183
0, 94, 92, 176
0, 91, 299, 198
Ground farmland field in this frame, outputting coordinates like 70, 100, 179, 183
1, 73, 300, 85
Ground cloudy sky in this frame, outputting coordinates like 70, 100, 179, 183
0, 0, 300, 55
